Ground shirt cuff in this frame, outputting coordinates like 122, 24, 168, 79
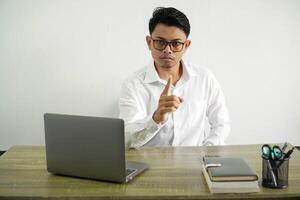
148, 117, 165, 130
129, 117, 166, 149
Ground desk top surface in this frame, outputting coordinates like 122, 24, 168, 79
0, 144, 299, 200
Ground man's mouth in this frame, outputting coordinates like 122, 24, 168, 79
160, 56, 174, 61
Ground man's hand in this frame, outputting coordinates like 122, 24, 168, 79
153, 76, 184, 124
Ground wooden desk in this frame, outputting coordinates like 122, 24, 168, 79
0, 145, 299, 200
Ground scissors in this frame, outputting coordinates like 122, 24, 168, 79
261, 144, 283, 160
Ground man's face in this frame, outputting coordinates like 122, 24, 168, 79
146, 23, 191, 69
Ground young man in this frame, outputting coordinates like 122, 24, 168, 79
119, 7, 230, 149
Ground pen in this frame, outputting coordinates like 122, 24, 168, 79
283, 147, 295, 159
277, 147, 295, 169
280, 142, 288, 153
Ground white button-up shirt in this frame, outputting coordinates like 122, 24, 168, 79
119, 60, 230, 149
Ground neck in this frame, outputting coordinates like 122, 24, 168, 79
155, 61, 183, 85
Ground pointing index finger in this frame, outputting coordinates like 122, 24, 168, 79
161, 76, 173, 96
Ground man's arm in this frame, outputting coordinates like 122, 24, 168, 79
119, 77, 182, 149
204, 73, 231, 145
119, 81, 162, 149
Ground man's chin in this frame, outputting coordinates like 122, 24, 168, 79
160, 64, 173, 69
160, 61, 175, 69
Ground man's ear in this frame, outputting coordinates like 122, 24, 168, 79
182, 40, 191, 53
146, 36, 152, 50
185, 40, 191, 49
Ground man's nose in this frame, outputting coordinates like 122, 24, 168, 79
163, 44, 172, 54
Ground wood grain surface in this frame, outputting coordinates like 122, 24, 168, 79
0, 144, 299, 200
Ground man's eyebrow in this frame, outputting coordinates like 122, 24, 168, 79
155, 36, 184, 42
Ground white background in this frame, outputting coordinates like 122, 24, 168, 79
1, 0, 299, 150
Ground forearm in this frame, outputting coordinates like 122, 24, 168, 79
124, 115, 165, 149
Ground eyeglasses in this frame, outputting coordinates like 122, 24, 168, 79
151, 38, 186, 52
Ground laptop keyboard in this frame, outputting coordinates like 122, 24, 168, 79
126, 168, 137, 176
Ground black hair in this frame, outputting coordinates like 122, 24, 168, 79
149, 7, 190, 38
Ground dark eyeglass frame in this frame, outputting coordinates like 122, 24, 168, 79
151, 38, 186, 52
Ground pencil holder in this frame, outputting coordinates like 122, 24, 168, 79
262, 156, 289, 188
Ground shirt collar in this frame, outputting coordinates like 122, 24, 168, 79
143, 61, 161, 84
143, 60, 195, 84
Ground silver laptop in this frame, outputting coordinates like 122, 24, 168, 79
44, 113, 148, 183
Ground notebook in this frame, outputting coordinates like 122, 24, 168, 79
202, 156, 259, 193
44, 113, 149, 183
203, 156, 258, 181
